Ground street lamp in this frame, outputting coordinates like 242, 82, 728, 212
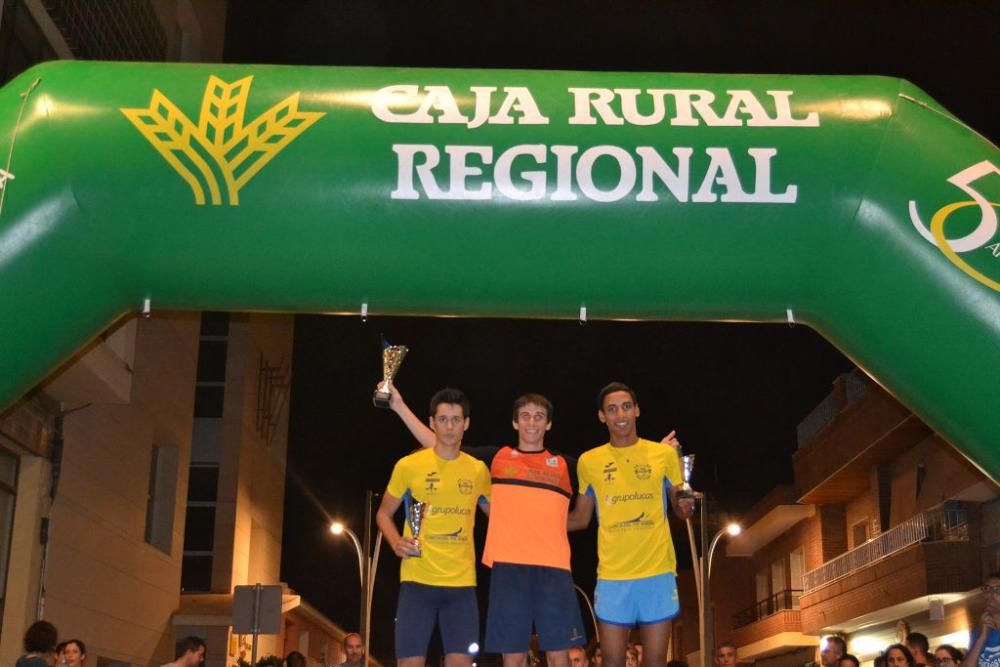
330, 520, 372, 667
708, 523, 742, 579
330, 521, 364, 591
700, 522, 741, 667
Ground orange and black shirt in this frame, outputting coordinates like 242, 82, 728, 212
466, 445, 576, 572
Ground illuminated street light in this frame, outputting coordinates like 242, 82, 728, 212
328, 508, 386, 667
700, 522, 742, 667
329, 520, 364, 590
709, 522, 742, 578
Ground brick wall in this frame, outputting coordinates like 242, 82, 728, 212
800, 540, 978, 632
819, 505, 847, 562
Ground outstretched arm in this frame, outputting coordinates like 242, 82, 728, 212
385, 381, 435, 448
568, 494, 595, 531
375, 491, 420, 558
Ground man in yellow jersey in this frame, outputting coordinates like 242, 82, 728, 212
376, 388, 491, 667
568, 382, 695, 667
385, 383, 586, 667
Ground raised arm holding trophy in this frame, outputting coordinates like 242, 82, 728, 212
373, 346, 491, 667
373, 338, 408, 408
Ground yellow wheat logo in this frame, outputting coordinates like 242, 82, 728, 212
120, 75, 324, 206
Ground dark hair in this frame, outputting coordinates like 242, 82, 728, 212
64, 640, 87, 657
717, 642, 737, 656
824, 636, 847, 657
906, 634, 929, 655
429, 388, 470, 418
56, 642, 68, 655
285, 651, 306, 667
178, 636, 207, 659
343, 633, 362, 647
597, 382, 637, 410
667, 661, 690, 667
885, 645, 916, 667
24, 620, 58, 653
936, 646, 963, 662
841, 655, 860, 667
512, 394, 553, 422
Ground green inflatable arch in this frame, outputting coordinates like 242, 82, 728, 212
1, 62, 998, 476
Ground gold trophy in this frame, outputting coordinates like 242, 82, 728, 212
406, 500, 428, 557
373, 340, 408, 408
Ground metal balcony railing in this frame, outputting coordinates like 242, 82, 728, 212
803, 507, 969, 593
732, 589, 802, 630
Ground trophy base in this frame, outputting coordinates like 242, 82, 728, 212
373, 391, 391, 409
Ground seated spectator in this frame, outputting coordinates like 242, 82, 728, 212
17, 620, 59, 667
62, 639, 87, 667
841, 654, 861, 667
907, 633, 931, 667
285, 651, 306, 667
935, 645, 963, 667
625, 647, 639, 667
885, 644, 916, 667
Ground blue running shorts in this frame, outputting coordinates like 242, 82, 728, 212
594, 573, 679, 627
395, 582, 479, 658
486, 562, 587, 653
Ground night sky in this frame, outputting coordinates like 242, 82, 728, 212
222, 2, 1000, 662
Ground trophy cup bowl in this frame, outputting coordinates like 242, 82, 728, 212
405, 500, 428, 557
678, 453, 696, 499
373, 344, 408, 408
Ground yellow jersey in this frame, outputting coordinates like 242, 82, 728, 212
577, 438, 682, 580
386, 447, 491, 586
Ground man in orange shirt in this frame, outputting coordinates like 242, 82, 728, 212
387, 384, 585, 667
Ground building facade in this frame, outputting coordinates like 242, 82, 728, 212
0, 5, 365, 666
0, 310, 358, 667
711, 370, 999, 667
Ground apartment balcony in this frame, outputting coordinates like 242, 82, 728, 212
731, 590, 815, 659
800, 507, 978, 633
793, 370, 932, 504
